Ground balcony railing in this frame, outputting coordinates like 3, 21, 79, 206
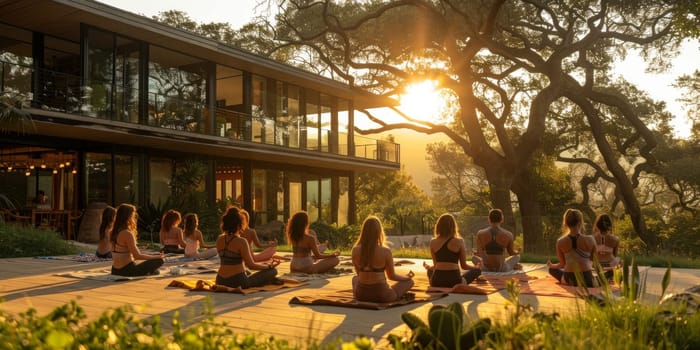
1, 60, 399, 163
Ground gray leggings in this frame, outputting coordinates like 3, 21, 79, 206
111, 259, 164, 276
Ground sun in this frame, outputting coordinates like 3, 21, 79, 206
398, 80, 446, 122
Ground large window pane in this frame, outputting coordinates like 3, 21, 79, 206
114, 154, 139, 205
253, 169, 267, 224
42, 35, 80, 113
149, 157, 172, 205
320, 94, 331, 152
86, 28, 113, 119
149, 45, 207, 132
0, 23, 33, 100
305, 90, 319, 151
338, 99, 349, 156
215, 65, 246, 139
338, 176, 349, 225
321, 177, 331, 223
306, 179, 319, 223
85, 153, 112, 205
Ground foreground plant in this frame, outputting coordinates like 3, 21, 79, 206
389, 271, 700, 349
0, 299, 372, 349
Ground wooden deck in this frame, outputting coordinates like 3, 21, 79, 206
1, 254, 699, 348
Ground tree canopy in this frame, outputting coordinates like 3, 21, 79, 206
260, 0, 698, 252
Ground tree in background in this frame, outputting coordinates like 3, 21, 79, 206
260, 0, 697, 253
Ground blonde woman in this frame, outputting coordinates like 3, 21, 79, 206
183, 213, 217, 259
160, 209, 186, 254
547, 209, 597, 287
287, 211, 340, 273
424, 213, 481, 287
111, 204, 164, 276
352, 216, 414, 302
240, 209, 277, 262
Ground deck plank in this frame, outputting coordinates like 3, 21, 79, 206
1, 256, 698, 347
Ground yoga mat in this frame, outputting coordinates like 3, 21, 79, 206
519, 276, 619, 298
289, 289, 447, 310
277, 268, 355, 282
35, 254, 111, 263
426, 274, 538, 295
55, 263, 216, 282
168, 278, 307, 295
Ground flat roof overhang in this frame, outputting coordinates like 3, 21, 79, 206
22, 109, 400, 172
0, 0, 397, 110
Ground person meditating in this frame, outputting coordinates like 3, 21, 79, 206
593, 213, 620, 279
183, 213, 217, 259
423, 213, 481, 287
160, 209, 186, 254
352, 216, 414, 302
240, 209, 277, 262
287, 211, 340, 274
547, 209, 597, 287
96, 206, 116, 259
473, 209, 521, 272
215, 206, 281, 288
111, 204, 164, 276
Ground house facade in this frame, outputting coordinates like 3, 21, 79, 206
0, 0, 399, 232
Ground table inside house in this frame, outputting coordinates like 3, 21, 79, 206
32, 210, 71, 239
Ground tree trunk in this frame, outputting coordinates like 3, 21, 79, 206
483, 167, 516, 232
512, 175, 548, 255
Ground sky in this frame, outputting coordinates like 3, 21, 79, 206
102, 0, 699, 194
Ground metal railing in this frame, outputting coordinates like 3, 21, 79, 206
1, 59, 399, 163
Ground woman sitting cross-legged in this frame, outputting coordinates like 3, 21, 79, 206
287, 211, 340, 274
593, 213, 620, 280
96, 205, 116, 259
160, 209, 186, 254
547, 209, 597, 288
423, 213, 481, 288
111, 203, 164, 276
183, 213, 217, 260
216, 206, 281, 288
351, 216, 415, 303
240, 209, 277, 262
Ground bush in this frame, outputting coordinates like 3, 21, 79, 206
309, 222, 360, 250
0, 221, 79, 258
0, 299, 372, 349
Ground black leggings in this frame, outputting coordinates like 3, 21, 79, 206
112, 259, 164, 277
162, 245, 185, 254
427, 268, 481, 287
548, 268, 595, 287
216, 268, 278, 289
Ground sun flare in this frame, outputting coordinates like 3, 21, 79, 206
398, 80, 446, 122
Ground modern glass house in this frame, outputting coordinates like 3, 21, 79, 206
0, 0, 399, 233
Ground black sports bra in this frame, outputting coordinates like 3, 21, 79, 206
484, 228, 504, 255
219, 236, 243, 265
435, 237, 459, 263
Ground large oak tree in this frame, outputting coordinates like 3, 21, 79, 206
258, 0, 697, 252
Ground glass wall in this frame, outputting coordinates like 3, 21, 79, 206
148, 45, 207, 132
305, 90, 319, 151
215, 65, 245, 139
42, 35, 80, 112
114, 154, 139, 204
320, 94, 331, 152
0, 23, 33, 99
338, 98, 349, 156
215, 163, 243, 204
306, 179, 319, 222
338, 176, 349, 226
320, 177, 331, 223
85, 153, 112, 204
149, 157, 172, 206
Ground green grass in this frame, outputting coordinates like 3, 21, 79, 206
0, 221, 79, 258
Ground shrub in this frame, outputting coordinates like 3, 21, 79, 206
0, 221, 79, 258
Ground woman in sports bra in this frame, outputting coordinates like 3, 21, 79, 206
593, 214, 620, 267
352, 216, 414, 302
239, 209, 277, 262
547, 209, 597, 287
182, 213, 217, 259
423, 213, 481, 288
286, 211, 340, 274
110, 204, 164, 276
215, 206, 281, 288
96, 206, 116, 259
159, 209, 186, 254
